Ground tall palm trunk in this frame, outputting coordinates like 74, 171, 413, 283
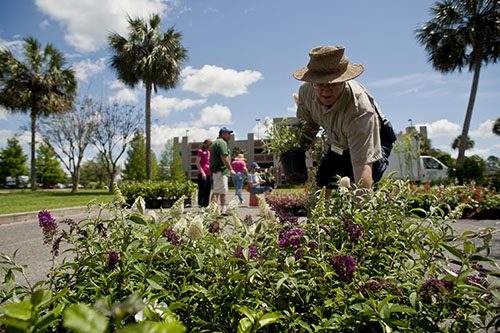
145, 82, 152, 180
30, 111, 37, 191
456, 57, 482, 167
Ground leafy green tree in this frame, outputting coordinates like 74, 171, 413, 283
493, 117, 500, 136
80, 155, 109, 188
36, 142, 66, 187
123, 132, 158, 182
157, 140, 173, 181
415, 0, 500, 167
0, 37, 77, 190
453, 154, 486, 184
170, 141, 186, 182
0, 137, 29, 186
108, 13, 187, 181
485, 155, 500, 188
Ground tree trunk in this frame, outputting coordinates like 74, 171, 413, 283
456, 59, 481, 167
30, 111, 37, 191
145, 82, 152, 180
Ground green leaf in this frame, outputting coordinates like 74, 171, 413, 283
469, 255, 496, 263
257, 312, 284, 328
409, 292, 417, 308
388, 304, 417, 315
30, 289, 52, 309
440, 243, 464, 261
129, 213, 147, 225
63, 303, 108, 333
146, 278, 164, 290
117, 321, 186, 333
234, 305, 256, 323
1, 300, 32, 320
237, 317, 253, 333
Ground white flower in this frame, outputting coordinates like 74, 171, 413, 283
173, 217, 188, 234
187, 215, 204, 240
339, 176, 351, 194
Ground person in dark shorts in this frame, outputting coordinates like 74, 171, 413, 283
293, 45, 393, 193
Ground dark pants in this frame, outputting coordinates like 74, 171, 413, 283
316, 144, 392, 189
197, 174, 212, 207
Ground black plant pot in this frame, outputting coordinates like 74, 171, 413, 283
161, 199, 173, 208
280, 150, 308, 184
146, 199, 161, 209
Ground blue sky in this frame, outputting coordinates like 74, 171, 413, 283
1, 0, 499, 161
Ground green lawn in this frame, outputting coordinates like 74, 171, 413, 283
0, 189, 115, 215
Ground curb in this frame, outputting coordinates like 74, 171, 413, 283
0, 206, 88, 225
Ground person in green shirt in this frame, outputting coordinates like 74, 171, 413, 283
210, 127, 236, 214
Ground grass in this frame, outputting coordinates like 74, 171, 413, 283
0, 189, 115, 215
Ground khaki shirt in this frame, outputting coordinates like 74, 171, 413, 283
296, 80, 383, 166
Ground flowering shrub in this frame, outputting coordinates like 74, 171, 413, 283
0, 180, 498, 332
409, 182, 500, 218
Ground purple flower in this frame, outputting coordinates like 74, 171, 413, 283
38, 210, 58, 245
162, 227, 183, 245
330, 255, 356, 281
279, 228, 305, 249
208, 220, 221, 233
419, 278, 454, 302
108, 250, 120, 269
234, 244, 258, 260
346, 220, 364, 242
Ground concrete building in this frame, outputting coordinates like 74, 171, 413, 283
173, 132, 275, 182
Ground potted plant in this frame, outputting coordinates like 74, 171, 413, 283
263, 118, 308, 184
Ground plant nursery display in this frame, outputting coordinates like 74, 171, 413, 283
263, 118, 308, 184
0, 179, 498, 332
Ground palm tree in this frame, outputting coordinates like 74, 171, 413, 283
0, 37, 77, 190
451, 134, 474, 150
493, 117, 500, 136
415, 0, 500, 167
108, 13, 187, 180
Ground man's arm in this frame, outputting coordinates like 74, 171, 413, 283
222, 155, 236, 176
353, 163, 373, 188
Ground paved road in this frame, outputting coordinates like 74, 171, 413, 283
0, 193, 498, 285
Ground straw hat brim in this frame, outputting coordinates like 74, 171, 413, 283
293, 63, 364, 84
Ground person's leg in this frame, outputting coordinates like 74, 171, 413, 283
372, 144, 392, 183
204, 175, 212, 206
197, 174, 204, 207
212, 172, 224, 208
316, 150, 352, 197
235, 173, 244, 203
220, 174, 229, 214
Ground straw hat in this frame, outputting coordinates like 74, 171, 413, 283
293, 46, 364, 84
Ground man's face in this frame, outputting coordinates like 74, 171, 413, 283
221, 132, 231, 141
313, 82, 345, 107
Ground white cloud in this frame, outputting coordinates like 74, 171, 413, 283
108, 88, 139, 104
0, 38, 24, 53
40, 19, 50, 29
197, 104, 232, 126
34, 0, 173, 52
73, 57, 107, 81
469, 119, 495, 139
415, 119, 460, 139
151, 123, 218, 150
151, 95, 206, 117
181, 65, 262, 97
0, 106, 9, 120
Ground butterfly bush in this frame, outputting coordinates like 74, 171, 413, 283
0, 180, 498, 332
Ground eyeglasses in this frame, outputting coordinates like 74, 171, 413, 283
312, 83, 341, 91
